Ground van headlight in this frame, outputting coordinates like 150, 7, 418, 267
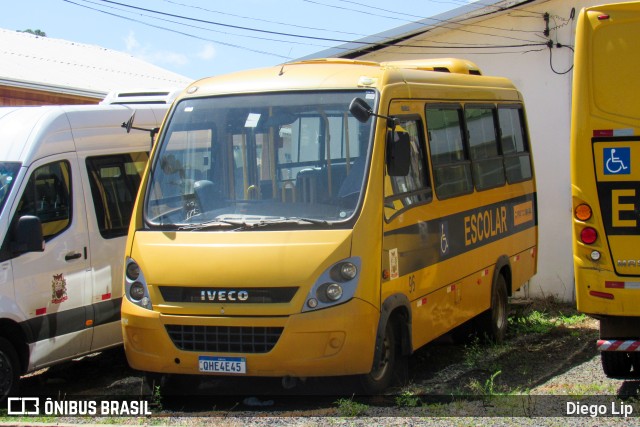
302, 257, 360, 312
125, 258, 152, 310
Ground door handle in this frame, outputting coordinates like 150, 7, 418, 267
65, 252, 82, 261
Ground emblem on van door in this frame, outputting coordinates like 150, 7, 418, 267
51, 273, 68, 304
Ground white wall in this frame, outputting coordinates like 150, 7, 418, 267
359, 0, 623, 301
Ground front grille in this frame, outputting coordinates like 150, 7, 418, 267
165, 325, 283, 353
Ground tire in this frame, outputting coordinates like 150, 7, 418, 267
477, 273, 508, 344
359, 319, 401, 394
601, 351, 632, 378
0, 337, 21, 403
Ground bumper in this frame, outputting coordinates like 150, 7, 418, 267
575, 265, 640, 317
122, 297, 379, 377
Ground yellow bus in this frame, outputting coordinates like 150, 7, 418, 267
571, 2, 640, 378
122, 58, 538, 393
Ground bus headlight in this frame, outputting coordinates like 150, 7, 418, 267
125, 258, 153, 310
126, 262, 140, 281
339, 263, 357, 281
129, 282, 145, 301
302, 257, 361, 312
325, 283, 343, 301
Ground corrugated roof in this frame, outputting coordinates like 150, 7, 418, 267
0, 28, 192, 98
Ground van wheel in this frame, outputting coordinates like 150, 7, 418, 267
601, 352, 632, 378
359, 320, 400, 394
477, 274, 508, 343
0, 338, 20, 402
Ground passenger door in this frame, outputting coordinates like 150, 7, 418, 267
82, 152, 149, 351
11, 155, 92, 368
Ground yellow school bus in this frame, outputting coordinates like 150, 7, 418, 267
571, 2, 640, 378
122, 57, 538, 392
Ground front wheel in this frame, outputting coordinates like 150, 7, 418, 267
359, 319, 405, 394
0, 337, 21, 403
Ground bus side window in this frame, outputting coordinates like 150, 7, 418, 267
384, 117, 432, 219
465, 105, 506, 191
498, 106, 532, 183
425, 104, 473, 199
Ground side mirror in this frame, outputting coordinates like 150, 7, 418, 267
12, 215, 44, 254
349, 97, 397, 129
387, 130, 411, 177
349, 98, 374, 123
122, 112, 136, 133
121, 111, 159, 148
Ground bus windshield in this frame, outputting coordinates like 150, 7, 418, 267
144, 90, 375, 228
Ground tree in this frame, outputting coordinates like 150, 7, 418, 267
18, 29, 47, 37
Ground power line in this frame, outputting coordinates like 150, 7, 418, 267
301, 0, 542, 43
161, 0, 372, 39
78, 0, 337, 49
61, 0, 292, 59
333, 0, 540, 33
89, 0, 546, 49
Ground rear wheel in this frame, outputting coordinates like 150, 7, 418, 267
601, 352, 632, 378
477, 274, 508, 343
0, 337, 20, 403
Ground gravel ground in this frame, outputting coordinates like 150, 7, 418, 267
2, 301, 639, 426
4, 352, 637, 426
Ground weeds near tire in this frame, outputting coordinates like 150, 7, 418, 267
335, 396, 368, 416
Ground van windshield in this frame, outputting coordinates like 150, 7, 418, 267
0, 162, 20, 214
144, 90, 375, 229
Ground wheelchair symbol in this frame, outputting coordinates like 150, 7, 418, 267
440, 223, 449, 255
604, 148, 630, 175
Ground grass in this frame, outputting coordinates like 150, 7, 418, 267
334, 397, 369, 417
395, 389, 422, 407
508, 299, 589, 336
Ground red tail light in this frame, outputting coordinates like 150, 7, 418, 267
580, 227, 597, 244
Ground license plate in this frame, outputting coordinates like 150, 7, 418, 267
198, 356, 246, 374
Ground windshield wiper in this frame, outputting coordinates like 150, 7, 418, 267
178, 217, 331, 231
253, 217, 331, 227
178, 219, 249, 231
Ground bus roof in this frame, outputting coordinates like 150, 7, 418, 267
188, 58, 518, 97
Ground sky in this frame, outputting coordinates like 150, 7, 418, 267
1, 0, 462, 80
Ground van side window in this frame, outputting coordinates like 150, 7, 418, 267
425, 104, 473, 199
498, 106, 532, 183
465, 105, 506, 190
384, 118, 432, 218
86, 152, 149, 238
16, 161, 71, 240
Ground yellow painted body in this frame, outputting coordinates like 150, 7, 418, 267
123, 58, 538, 378
571, 2, 640, 316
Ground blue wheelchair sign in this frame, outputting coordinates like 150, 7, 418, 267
604, 147, 631, 175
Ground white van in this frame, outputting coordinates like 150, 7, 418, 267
0, 90, 178, 398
